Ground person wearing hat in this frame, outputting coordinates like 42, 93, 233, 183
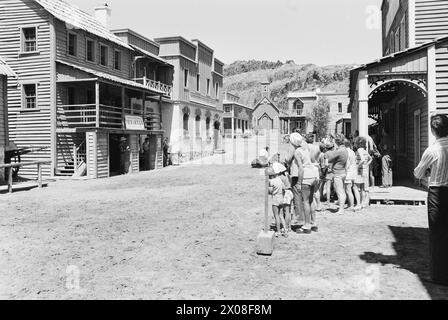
284, 133, 305, 228
119, 136, 131, 175
274, 162, 293, 236
266, 165, 287, 238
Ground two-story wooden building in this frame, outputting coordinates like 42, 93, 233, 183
0, 0, 174, 179
350, 0, 448, 183
154, 36, 224, 163
223, 92, 253, 138
0, 57, 17, 182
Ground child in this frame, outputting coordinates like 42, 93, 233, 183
354, 137, 373, 210
266, 166, 287, 238
273, 163, 292, 236
344, 139, 359, 211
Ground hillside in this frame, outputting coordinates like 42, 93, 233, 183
223, 60, 357, 109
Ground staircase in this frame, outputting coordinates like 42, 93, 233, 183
56, 139, 87, 177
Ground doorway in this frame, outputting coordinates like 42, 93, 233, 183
110, 134, 130, 176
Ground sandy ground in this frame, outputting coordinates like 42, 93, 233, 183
1, 158, 448, 300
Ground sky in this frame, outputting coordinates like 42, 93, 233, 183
70, 0, 383, 66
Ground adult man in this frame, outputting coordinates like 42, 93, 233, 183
325, 134, 348, 214
119, 137, 131, 175
142, 138, 151, 171
414, 114, 448, 286
306, 134, 322, 213
285, 133, 305, 228
162, 137, 171, 167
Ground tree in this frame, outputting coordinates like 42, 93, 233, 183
310, 97, 331, 139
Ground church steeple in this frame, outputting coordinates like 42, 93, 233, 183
261, 77, 271, 98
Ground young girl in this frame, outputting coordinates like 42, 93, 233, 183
273, 163, 293, 236
266, 166, 287, 238
344, 139, 360, 211
354, 137, 373, 211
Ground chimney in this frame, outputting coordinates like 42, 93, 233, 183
95, 3, 111, 29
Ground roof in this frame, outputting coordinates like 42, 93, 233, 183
253, 96, 280, 113
56, 60, 168, 95
130, 45, 173, 67
154, 36, 197, 49
33, 0, 132, 50
111, 28, 160, 48
287, 91, 317, 99
0, 57, 16, 77
223, 100, 252, 110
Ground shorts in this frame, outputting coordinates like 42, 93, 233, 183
272, 194, 284, 207
283, 189, 294, 205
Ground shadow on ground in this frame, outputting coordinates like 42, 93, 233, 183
360, 226, 448, 300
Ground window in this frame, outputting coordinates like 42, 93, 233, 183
395, 29, 400, 52
196, 74, 200, 92
215, 82, 219, 98
184, 69, 189, 88
293, 101, 304, 115
206, 79, 211, 95
114, 50, 121, 70
22, 27, 37, 53
389, 33, 394, 54
86, 39, 95, 62
100, 44, 108, 66
400, 17, 406, 51
23, 84, 37, 109
225, 106, 232, 113
68, 32, 77, 56
86, 90, 95, 104
338, 102, 343, 113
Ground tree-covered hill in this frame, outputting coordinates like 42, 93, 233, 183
223, 60, 357, 110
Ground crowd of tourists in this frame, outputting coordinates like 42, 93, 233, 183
264, 131, 383, 238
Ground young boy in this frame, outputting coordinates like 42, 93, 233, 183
266, 166, 287, 238
273, 163, 292, 236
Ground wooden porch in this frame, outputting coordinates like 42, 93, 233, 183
370, 185, 427, 206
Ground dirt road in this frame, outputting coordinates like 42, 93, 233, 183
1, 164, 447, 300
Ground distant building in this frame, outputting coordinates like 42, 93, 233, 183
223, 92, 253, 138
252, 80, 281, 134
154, 37, 225, 162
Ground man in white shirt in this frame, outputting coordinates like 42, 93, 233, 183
414, 114, 448, 286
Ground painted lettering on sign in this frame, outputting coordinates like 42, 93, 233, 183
125, 115, 145, 131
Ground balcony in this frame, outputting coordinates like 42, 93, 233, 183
133, 77, 173, 99
287, 109, 306, 117
57, 104, 162, 131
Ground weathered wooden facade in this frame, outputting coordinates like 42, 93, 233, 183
0, 57, 17, 182
0, 0, 174, 179
223, 92, 253, 138
154, 36, 224, 162
350, 0, 448, 184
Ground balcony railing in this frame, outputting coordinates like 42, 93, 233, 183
288, 109, 305, 117
133, 77, 173, 98
57, 104, 161, 131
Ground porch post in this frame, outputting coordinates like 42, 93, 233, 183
358, 70, 369, 137
427, 45, 437, 146
95, 81, 100, 128
121, 87, 126, 129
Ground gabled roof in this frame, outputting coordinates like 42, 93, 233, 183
0, 57, 16, 77
253, 96, 280, 113
33, 0, 132, 50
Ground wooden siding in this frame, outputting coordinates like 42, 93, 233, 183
369, 49, 428, 74
0, 76, 7, 147
54, 19, 132, 80
382, 0, 409, 55
130, 134, 139, 173
0, 0, 53, 177
86, 131, 96, 178
415, 0, 448, 46
435, 41, 448, 112
97, 133, 109, 178
56, 132, 84, 173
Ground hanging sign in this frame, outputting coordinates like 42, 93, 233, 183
125, 115, 145, 131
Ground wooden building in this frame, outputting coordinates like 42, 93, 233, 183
223, 92, 253, 138
0, 57, 17, 182
350, 0, 448, 184
0, 0, 173, 179
154, 36, 225, 163
252, 80, 282, 134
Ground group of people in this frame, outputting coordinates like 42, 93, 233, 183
265, 132, 378, 237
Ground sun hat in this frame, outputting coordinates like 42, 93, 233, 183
272, 163, 287, 174
289, 133, 303, 147
265, 167, 276, 176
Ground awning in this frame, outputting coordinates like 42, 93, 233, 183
56, 60, 167, 96
130, 45, 173, 67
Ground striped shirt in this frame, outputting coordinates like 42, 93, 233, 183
414, 137, 448, 187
